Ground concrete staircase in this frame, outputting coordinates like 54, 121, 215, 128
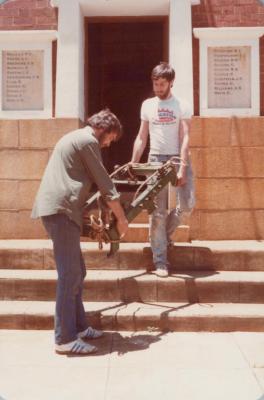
0, 239, 264, 332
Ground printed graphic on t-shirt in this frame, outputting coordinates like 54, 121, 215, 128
153, 107, 177, 126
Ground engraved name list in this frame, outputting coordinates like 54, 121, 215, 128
2, 50, 44, 111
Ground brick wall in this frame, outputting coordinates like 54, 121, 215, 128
192, 0, 264, 115
0, 0, 57, 30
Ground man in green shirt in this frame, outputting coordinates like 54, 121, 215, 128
32, 109, 128, 355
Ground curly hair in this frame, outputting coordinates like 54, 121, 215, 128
151, 62, 175, 82
86, 109, 122, 140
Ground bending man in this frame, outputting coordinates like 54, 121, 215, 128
32, 109, 128, 355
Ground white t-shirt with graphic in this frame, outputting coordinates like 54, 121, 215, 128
141, 95, 192, 155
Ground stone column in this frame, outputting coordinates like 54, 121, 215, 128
169, 0, 194, 113
51, 0, 84, 120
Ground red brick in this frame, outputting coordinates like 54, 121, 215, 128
0, 16, 13, 26
36, 0, 49, 7
36, 15, 56, 25
0, 8, 18, 16
222, 6, 235, 15
0, 0, 57, 30
213, 0, 231, 5
258, 6, 264, 14
19, 8, 30, 17
4, 0, 36, 9
34, 24, 57, 30
13, 16, 34, 25
237, 0, 256, 4
31, 8, 54, 17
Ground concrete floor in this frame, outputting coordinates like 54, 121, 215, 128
1, 330, 264, 400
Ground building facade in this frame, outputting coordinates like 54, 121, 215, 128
0, 0, 263, 240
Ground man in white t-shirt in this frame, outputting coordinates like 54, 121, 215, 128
131, 62, 195, 277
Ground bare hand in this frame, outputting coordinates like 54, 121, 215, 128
116, 218, 129, 238
177, 168, 187, 186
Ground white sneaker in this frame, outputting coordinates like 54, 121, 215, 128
78, 326, 104, 340
155, 268, 169, 278
55, 338, 97, 355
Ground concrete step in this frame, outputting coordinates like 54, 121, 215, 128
1, 300, 264, 332
1, 269, 264, 303
84, 210, 190, 241
93, 209, 190, 225
0, 240, 263, 271
109, 223, 190, 243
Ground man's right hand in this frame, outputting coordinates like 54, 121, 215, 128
106, 199, 129, 238
116, 218, 129, 238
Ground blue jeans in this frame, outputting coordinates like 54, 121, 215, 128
148, 154, 195, 269
42, 214, 88, 345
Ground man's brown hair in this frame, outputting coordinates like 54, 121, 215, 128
87, 109, 123, 140
151, 62, 175, 82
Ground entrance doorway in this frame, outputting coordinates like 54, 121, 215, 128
86, 18, 168, 172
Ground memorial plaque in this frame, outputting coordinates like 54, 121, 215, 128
208, 46, 251, 109
2, 50, 44, 110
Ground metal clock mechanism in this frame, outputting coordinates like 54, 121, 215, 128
82, 157, 182, 256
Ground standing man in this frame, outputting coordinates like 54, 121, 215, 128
31, 109, 128, 355
131, 62, 195, 277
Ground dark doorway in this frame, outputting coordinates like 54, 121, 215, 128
86, 18, 167, 173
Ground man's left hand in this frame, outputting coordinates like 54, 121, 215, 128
177, 168, 187, 186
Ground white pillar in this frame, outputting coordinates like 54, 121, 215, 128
169, 0, 194, 113
51, 0, 84, 120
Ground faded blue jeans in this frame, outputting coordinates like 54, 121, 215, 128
148, 154, 195, 269
42, 214, 88, 345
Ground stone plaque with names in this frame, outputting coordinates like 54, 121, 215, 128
208, 46, 251, 109
2, 50, 44, 111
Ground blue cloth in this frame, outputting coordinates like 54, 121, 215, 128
148, 154, 195, 269
42, 214, 88, 345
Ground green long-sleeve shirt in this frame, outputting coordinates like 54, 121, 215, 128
31, 126, 119, 227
